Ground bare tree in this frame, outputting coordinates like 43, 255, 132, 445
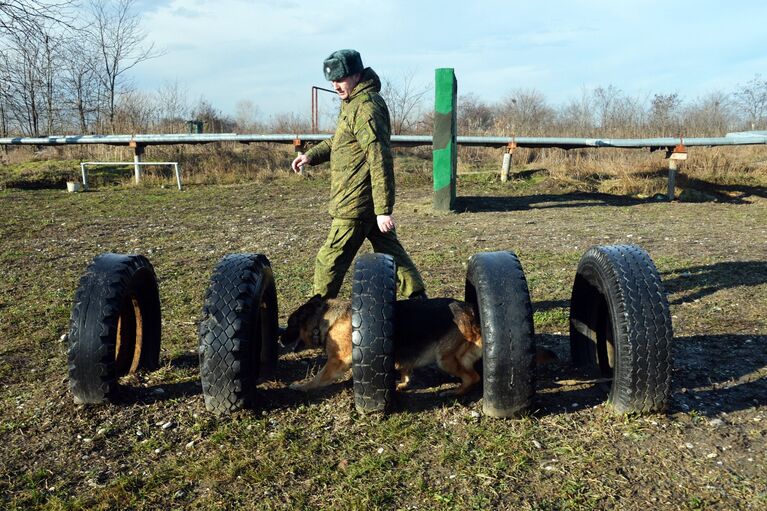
268, 111, 309, 134
457, 93, 494, 134
87, 0, 161, 131
192, 97, 235, 133
114, 89, 153, 132
733, 74, 767, 130
499, 88, 554, 136
381, 72, 429, 135
2, 30, 45, 135
40, 29, 60, 134
682, 91, 735, 136
61, 37, 102, 133
592, 85, 621, 133
235, 99, 260, 132
557, 88, 594, 136
155, 79, 189, 132
0, 0, 73, 37
0, 51, 9, 138
649, 93, 682, 136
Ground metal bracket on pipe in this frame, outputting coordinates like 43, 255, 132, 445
665, 137, 687, 160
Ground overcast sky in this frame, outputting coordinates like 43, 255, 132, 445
131, 0, 767, 124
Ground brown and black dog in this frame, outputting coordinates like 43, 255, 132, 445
281, 295, 556, 395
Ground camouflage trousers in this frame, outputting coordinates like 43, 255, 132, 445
313, 218, 426, 299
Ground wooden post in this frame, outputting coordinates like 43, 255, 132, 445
433, 68, 457, 211
667, 159, 678, 200
667, 142, 687, 200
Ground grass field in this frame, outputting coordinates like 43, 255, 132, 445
0, 166, 765, 510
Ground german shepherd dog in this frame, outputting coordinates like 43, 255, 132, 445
282, 295, 555, 395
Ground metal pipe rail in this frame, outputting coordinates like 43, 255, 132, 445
2, 131, 767, 149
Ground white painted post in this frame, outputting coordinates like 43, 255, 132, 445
501, 151, 511, 182
80, 162, 89, 190
500, 141, 516, 183
174, 163, 182, 190
134, 151, 142, 184
129, 140, 144, 185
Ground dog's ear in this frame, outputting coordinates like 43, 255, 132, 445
449, 301, 473, 319
450, 301, 482, 342
309, 294, 323, 304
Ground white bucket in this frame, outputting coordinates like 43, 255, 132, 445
66, 181, 82, 193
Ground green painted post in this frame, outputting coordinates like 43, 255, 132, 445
433, 68, 457, 211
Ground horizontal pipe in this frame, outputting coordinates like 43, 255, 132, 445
1, 132, 766, 149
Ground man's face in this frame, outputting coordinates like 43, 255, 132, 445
331, 73, 360, 100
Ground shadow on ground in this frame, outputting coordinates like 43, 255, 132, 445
533, 299, 570, 313
532, 333, 767, 417
113, 331, 766, 418
118, 380, 202, 405
636, 167, 767, 202
662, 260, 767, 304
672, 334, 767, 416
253, 331, 767, 417
454, 192, 648, 213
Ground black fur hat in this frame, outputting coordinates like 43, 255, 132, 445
323, 49, 364, 81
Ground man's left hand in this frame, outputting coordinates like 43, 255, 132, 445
377, 214, 395, 233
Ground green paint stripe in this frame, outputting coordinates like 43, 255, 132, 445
433, 149, 453, 190
435, 68, 456, 114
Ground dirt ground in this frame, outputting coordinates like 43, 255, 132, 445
0, 172, 765, 510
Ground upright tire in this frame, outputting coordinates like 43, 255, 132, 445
68, 253, 162, 404
569, 244, 672, 414
199, 253, 279, 414
351, 253, 397, 414
465, 251, 535, 418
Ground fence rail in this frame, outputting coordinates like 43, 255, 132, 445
3, 130, 766, 200
2, 131, 767, 149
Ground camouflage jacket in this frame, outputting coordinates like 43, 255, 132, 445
305, 67, 395, 220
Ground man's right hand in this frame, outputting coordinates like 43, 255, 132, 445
291, 154, 311, 173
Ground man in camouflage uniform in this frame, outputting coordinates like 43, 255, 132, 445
291, 49, 426, 299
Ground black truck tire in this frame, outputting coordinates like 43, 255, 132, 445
465, 251, 535, 418
569, 244, 672, 413
351, 253, 397, 414
68, 253, 162, 404
199, 253, 279, 414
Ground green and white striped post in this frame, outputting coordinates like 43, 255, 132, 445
433, 68, 457, 211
